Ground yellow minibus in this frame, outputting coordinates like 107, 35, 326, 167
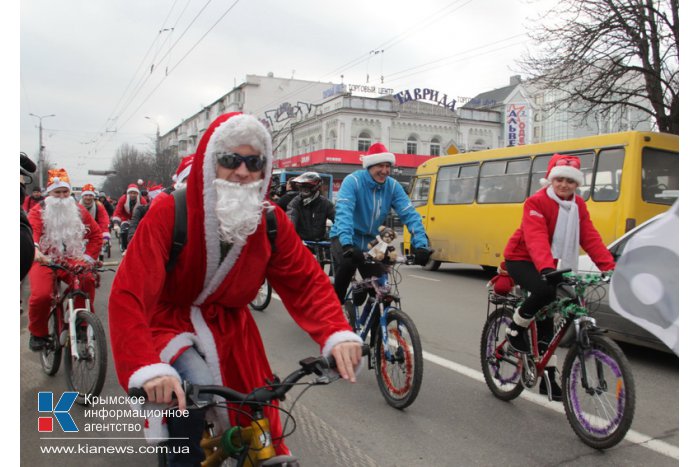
404, 131, 678, 272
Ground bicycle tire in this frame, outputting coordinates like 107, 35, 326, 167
40, 308, 62, 376
374, 309, 423, 410
64, 310, 108, 405
562, 334, 636, 449
480, 307, 525, 401
250, 279, 272, 311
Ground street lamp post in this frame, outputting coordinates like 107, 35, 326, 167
29, 113, 56, 190
145, 116, 160, 156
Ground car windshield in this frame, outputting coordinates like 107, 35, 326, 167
609, 218, 659, 259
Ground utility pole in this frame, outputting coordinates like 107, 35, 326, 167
145, 116, 160, 156
29, 113, 56, 189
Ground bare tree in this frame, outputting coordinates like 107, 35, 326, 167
101, 144, 152, 198
519, 0, 678, 134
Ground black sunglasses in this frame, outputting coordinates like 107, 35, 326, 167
216, 152, 265, 172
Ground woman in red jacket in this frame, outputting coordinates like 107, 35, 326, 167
503, 154, 615, 401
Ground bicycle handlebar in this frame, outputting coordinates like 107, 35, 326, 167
128, 344, 370, 406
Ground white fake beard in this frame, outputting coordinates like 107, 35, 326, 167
40, 196, 86, 259
213, 179, 265, 244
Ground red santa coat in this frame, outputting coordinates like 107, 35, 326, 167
108, 112, 359, 452
112, 193, 147, 223
504, 188, 615, 272
81, 200, 111, 237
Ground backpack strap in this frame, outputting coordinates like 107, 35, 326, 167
166, 188, 188, 272
266, 208, 277, 253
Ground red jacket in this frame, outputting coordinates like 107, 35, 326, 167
504, 188, 615, 272
22, 195, 43, 213
112, 194, 147, 223
28, 202, 103, 261
81, 200, 110, 236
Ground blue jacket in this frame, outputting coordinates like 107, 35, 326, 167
329, 169, 429, 251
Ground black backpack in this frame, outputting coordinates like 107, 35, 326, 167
165, 188, 278, 272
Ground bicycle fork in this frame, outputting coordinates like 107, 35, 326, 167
62, 296, 93, 360
573, 316, 608, 396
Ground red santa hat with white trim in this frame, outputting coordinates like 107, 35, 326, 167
360, 142, 395, 169
81, 183, 96, 197
172, 154, 194, 189
46, 168, 71, 192
126, 183, 140, 194
540, 153, 584, 187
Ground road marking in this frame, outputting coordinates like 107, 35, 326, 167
423, 350, 679, 460
407, 274, 440, 282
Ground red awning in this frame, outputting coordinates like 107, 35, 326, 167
272, 149, 435, 169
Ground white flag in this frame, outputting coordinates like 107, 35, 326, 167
609, 201, 679, 355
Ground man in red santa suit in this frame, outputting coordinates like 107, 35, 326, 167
26, 168, 102, 351
112, 183, 147, 251
108, 113, 362, 466
79, 183, 111, 245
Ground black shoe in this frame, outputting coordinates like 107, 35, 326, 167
506, 322, 530, 354
29, 335, 49, 352
539, 367, 563, 402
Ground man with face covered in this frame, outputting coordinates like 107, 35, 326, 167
26, 168, 102, 350
286, 171, 335, 241
108, 113, 362, 466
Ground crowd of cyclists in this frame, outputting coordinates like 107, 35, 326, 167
20, 110, 616, 465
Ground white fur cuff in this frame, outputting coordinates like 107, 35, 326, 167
322, 330, 363, 357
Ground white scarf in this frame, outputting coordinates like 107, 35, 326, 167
81, 200, 97, 219
546, 185, 580, 271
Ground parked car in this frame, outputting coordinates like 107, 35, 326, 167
578, 213, 674, 353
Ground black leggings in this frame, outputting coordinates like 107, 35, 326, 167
505, 260, 556, 350
330, 237, 386, 304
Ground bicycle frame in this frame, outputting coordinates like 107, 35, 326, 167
52, 269, 94, 360
345, 269, 402, 362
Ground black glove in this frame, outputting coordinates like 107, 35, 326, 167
541, 268, 557, 285
342, 244, 364, 265
414, 247, 433, 266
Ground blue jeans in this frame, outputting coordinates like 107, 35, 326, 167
166, 347, 215, 467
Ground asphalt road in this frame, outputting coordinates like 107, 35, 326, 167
19, 243, 681, 466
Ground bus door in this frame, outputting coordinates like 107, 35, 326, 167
405, 175, 433, 253
425, 164, 479, 262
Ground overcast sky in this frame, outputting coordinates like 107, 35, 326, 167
19, 0, 571, 187
18, 0, 693, 189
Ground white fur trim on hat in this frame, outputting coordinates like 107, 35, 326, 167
548, 165, 584, 186
81, 190, 96, 197
46, 177, 71, 193
361, 151, 395, 168
127, 186, 140, 194
174, 165, 191, 187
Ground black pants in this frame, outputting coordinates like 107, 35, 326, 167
330, 237, 386, 304
505, 260, 556, 351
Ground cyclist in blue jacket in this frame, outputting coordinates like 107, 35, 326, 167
329, 142, 432, 302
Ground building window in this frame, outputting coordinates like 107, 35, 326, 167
358, 131, 371, 152
407, 135, 418, 155
328, 130, 337, 149
430, 137, 441, 156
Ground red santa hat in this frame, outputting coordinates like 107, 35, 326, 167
147, 182, 163, 199
541, 153, 584, 187
360, 142, 395, 169
126, 183, 140, 194
81, 183, 96, 197
172, 154, 194, 189
46, 168, 71, 192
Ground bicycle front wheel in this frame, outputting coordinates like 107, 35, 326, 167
64, 310, 108, 405
374, 309, 423, 410
480, 307, 524, 401
40, 308, 62, 376
250, 279, 272, 311
562, 334, 636, 449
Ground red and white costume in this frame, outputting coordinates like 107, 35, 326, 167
79, 183, 111, 241
108, 113, 359, 453
27, 202, 102, 337
112, 184, 147, 223
504, 187, 615, 272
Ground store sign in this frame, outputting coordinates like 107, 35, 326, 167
393, 88, 456, 111
506, 104, 527, 146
